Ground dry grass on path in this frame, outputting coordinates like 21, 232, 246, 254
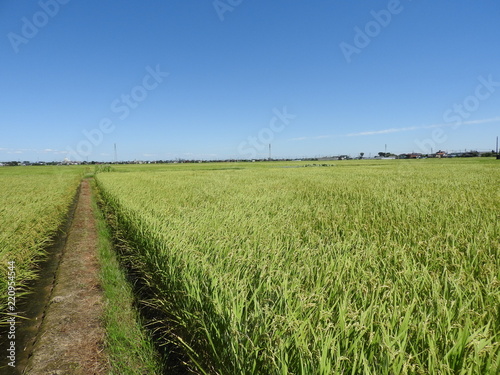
25, 179, 108, 375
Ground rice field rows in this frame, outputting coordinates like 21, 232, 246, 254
0, 167, 82, 314
95, 159, 500, 374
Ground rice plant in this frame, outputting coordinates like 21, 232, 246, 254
96, 159, 500, 374
0, 166, 82, 315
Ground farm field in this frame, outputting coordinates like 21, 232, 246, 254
0, 166, 83, 314
95, 158, 500, 374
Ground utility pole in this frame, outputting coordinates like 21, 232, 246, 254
496, 136, 498, 154
114, 143, 117, 163
269, 144, 272, 161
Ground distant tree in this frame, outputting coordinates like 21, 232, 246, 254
359, 152, 365, 159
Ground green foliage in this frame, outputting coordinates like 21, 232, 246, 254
95, 159, 500, 374
0, 166, 83, 315
91, 184, 162, 374
94, 164, 114, 174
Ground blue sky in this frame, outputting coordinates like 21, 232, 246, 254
1, 0, 499, 161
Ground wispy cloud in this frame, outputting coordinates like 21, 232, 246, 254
0, 147, 68, 155
460, 117, 500, 125
346, 117, 500, 137
288, 117, 500, 141
289, 134, 333, 141
346, 126, 421, 137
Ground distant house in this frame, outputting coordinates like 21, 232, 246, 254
397, 153, 422, 159
435, 151, 447, 158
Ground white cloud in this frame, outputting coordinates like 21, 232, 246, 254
346, 117, 500, 137
346, 126, 421, 137
289, 134, 332, 141
289, 116, 500, 141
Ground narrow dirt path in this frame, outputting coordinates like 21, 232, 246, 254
24, 179, 108, 374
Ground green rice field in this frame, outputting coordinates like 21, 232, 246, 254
0, 166, 82, 314
95, 159, 500, 374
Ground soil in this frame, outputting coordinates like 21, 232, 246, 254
23, 179, 108, 374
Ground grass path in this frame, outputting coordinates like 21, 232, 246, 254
21, 177, 162, 374
24, 179, 108, 374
